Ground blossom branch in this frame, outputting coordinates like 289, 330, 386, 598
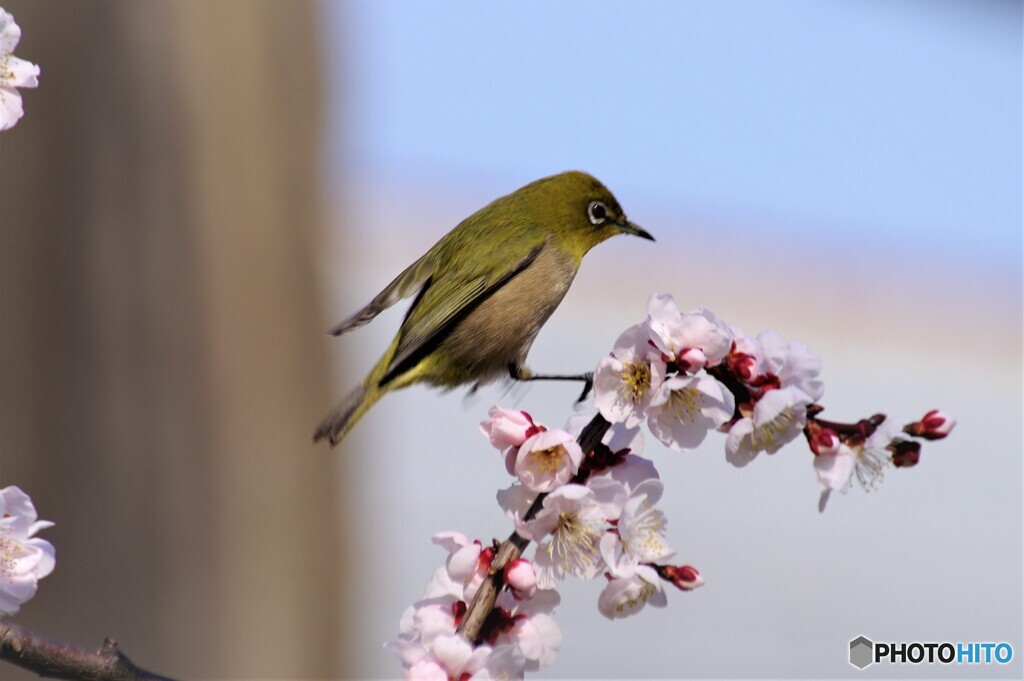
391, 293, 956, 676
0, 620, 174, 681
457, 413, 611, 643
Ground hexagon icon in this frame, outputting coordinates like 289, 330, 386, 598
849, 636, 874, 669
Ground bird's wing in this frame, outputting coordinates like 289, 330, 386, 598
381, 240, 546, 385
327, 254, 436, 336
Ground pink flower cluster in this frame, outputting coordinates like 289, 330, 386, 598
486, 408, 703, 620
391, 293, 956, 678
591, 293, 824, 465
387, 531, 561, 679
590, 293, 955, 511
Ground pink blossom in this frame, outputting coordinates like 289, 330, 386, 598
494, 589, 562, 672
648, 373, 735, 452
726, 386, 814, 467
513, 428, 582, 493
597, 565, 667, 620
646, 295, 732, 371
815, 419, 895, 511
480, 407, 540, 450
0, 10, 40, 131
599, 479, 674, 579
526, 485, 606, 587
593, 324, 666, 428
0, 486, 55, 615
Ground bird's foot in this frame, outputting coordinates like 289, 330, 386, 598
509, 363, 594, 403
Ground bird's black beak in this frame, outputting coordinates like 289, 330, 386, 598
617, 219, 655, 242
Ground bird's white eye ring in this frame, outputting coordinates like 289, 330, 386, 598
587, 201, 608, 225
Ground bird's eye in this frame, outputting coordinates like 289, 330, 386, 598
587, 201, 608, 225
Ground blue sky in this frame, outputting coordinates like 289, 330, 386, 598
330, 0, 1021, 272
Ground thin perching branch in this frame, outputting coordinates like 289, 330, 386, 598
0, 620, 175, 681
457, 413, 611, 643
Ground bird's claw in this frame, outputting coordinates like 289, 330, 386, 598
575, 372, 594, 404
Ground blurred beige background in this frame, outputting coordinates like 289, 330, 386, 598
1, 1, 347, 678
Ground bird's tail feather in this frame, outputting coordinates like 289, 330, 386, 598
312, 379, 381, 446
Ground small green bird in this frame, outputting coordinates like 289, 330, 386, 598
313, 171, 653, 446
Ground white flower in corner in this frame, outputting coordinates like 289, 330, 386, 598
0, 9, 40, 131
0, 486, 55, 615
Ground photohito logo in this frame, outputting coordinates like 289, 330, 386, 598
849, 636, 1014, 670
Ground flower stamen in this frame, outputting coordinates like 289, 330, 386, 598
620, 360, 652, 403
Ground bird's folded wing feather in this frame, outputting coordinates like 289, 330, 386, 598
382, 240, 546, 384
327, 254, 436, 336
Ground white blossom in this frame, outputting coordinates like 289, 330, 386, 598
0, 9, 39, 131
593, 324, 666, 428
597, 565, 667, 620
0, 486, 55, 616
648, 373, 735, 451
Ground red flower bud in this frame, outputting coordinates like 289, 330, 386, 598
904, 410, 955, 440
888, 440, 922, 468
655, 564, 704, 591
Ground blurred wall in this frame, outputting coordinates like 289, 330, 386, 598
0, 1, 345, 678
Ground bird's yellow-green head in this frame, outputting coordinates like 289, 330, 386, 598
499, 171, 654, 261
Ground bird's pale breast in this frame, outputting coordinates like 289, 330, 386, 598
432, 245, 577, 386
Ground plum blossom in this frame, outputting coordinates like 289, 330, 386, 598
0, 9, 40, 131
756, 331, 825, 402
646, 295, 732, 372
387, 633, 491, 680
0, 486, 55, 616
724, 325, 763, 382
493, 589, 562, 671
391, 293, 956, 677
594, 324, 666, 428
726, 386, 815, 467
586, 452, 659, 498
563, 412, 645, 457
525, 485, 606, 588
648, 373, 735, 452
512, 428, 582, 493
815, 418, 896, 512
599, 479, 674, 579
480, 407, 540, 450
597, 565, 667, 620
431, 531, 491, 602
495, 483, 537, 536
396, 596, 461, 649
472, 643, 528, 680
391, 534, 563, 680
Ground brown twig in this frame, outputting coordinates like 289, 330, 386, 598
0, 620, 175, 681
457, 413, 611, 643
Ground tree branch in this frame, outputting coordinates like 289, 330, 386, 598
0, 620, 175, 681
457, 413, 611, 643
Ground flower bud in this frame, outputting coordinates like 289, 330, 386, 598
503, 558, 538, 601
903, 410, 956, 440
655, 564, 704, 591
481, 407, 541, 450
804, 420, 840, 457
725, 345, 758, 383
888, 440, 922, 468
